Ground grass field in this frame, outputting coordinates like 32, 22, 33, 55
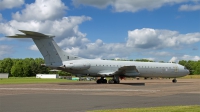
89, 105, 200, 112
180, 75, 200, 79
0, 77, 76, 84
0, 75, 199, 84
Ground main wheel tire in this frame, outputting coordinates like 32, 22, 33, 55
102, 79, 107, 84
96, 79, 102, 84
114, 80, 120, 84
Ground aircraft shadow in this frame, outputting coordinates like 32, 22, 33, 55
58, 82, 145, 86
120, 83, 145, 86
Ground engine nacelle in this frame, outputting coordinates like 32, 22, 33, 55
63, 62, 90, 70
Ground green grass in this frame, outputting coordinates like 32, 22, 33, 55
0, 77, 76, 84
88, 105, 200, 112
180, 75, 200, 79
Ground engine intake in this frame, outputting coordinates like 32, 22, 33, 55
63, 62, 90, 70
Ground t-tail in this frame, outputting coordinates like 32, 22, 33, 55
7, 30, 81, 67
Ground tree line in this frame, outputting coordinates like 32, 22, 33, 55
0, 58, 199, 77
179, 60, 200, 75
0, 58, 49, 77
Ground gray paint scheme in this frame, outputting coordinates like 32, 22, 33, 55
7, 30, 189, 79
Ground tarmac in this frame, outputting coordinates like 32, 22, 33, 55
0, 79, 200, 112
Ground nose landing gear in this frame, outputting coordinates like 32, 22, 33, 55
172, 78, 177, 83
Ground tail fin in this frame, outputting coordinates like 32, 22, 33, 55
7, 30, 81, 67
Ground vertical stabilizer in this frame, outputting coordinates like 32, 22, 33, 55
7, 30, 81, 67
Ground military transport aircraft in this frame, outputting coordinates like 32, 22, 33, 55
7, 30, 189, 84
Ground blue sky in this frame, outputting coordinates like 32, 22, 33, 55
0, 0, 200, 62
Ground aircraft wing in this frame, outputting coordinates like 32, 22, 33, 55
98, 66, 140, 77
115, 66, 140, 76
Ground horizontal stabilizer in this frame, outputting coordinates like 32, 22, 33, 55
7, 30, 55, 38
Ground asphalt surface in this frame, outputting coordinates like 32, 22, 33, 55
0, 79, 200, 112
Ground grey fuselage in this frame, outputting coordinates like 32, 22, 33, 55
60, 59, 189, 78
8, 30, 189, 79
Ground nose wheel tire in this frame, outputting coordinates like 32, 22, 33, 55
172, 79, 177, 83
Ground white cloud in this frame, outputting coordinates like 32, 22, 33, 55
0, 16, 92, 40
181, 55, 200, 61
73, 0, 114, 9
26, 27, 200, 59
148, 51, 172, 56
126, 28, 200, 49
12, 0, 68, 21
29, 45, 38, 51
0, 0, 24, 10
0, 0, 93, 59
1, 0, 199, 61
0, 45, 12, 59
179, 4, 200, 11
73, 0, 189, 12
169, 55, 200, 62
63, 41, 130, 59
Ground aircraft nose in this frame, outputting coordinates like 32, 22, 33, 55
186, 69, 190, 75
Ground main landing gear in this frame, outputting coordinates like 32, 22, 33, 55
96, 77, 107, 84
172, 78, 177, 83
108, 75, 120, 84
96, 76, 120, 84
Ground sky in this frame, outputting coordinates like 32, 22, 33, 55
0, 0, 200, 62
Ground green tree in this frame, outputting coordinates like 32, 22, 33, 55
11, 60, 23, 77
179, 60, 200, 75
0, 58, 13, 75
22, 58, 32, 77
135, 59, 154, 62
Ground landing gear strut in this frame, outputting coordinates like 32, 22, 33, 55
96, 77, 107, 84
108, 75, 120, 84
172, 78, 177, 83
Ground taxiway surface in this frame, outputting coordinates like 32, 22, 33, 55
0, 79, 200, 112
